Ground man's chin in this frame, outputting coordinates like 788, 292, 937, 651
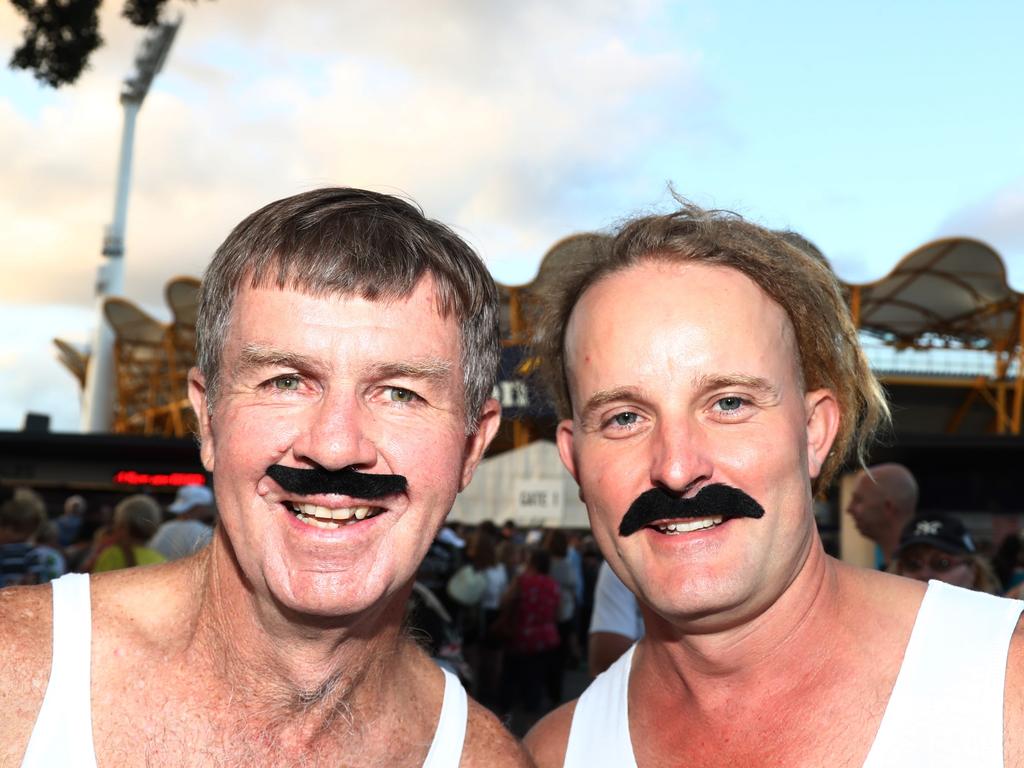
267, 571, 407, 622
630, 564, 751, 620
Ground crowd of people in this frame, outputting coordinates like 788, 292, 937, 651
0, 484, 216, 587
406, 521, 603, 733
5, 476, 1023, 724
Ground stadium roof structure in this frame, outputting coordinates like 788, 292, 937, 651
845, 237, 1024, 435
53, 237, 1024, 439
498, 233, 1024, 438
54, 276, 199, 437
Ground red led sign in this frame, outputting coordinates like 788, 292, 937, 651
113, 471, 206, 487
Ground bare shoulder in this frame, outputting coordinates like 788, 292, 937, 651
90, 558, 202, 647
460, 698, 535, 767
833, 561, 926, 628
523, 699, 578, 768
1003, 610, 1024, 768
0, 583, 54, 763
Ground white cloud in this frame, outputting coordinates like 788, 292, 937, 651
936, 179, 1024, 291
0, 305, 92, 433
0, 0, 716, 429
3, 0, 704, 300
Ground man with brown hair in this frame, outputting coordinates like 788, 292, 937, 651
526, 200, 1024, 767
1, 188, 531, 767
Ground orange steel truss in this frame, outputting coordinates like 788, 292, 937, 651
845, 237, 1022, 435
56, 236, 1023, 439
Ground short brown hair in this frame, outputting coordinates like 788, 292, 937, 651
196, 188, 500, 432
536, 199, 889, 493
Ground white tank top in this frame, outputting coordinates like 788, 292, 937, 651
564, 580, 1023, 768
21, 572, 96, 768
22, 573, 468, 768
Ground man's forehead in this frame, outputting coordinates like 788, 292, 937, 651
233, 271, 444, 313
566, 261, 793, 356
561, 261, 804, 407
224, 278, 462, 360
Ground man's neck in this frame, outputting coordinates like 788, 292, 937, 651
636, 542, 850, 713
186, 539, 416, 726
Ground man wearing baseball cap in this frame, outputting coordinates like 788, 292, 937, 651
149, 483, 216, 561
892, 513, 1000, 593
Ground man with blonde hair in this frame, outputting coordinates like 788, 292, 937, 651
526, 200, 1024, 767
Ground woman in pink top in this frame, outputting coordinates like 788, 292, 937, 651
498, 547, 561, 725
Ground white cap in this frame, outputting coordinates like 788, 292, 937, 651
168, 484, 214, 514
436, 526, 466, 549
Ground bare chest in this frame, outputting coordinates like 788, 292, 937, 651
89, 666, 437, 768
630, 672, 894, 768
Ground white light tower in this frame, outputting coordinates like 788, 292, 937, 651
80, 18, 180, 433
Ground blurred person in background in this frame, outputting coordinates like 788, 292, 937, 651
498, 547, 561, 732
29, 519, 66, 584
149, 483, 216, 561
993, 531, 1024, 595
475, 528, 509, 708
543, 529, 581, 703
91, 495, 167, 573
846, 462, 918, 565
0, 491, 49, 587
56, 494, 86, 548
892, 514, 1001, 594
497, 538, 523, 584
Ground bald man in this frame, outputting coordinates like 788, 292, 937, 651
846, 463, 919, 564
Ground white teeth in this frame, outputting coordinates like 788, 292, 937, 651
295, 513, 340, 530
657, 516, 723, 534
291, 503, 378, 528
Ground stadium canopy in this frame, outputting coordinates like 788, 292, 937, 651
845, 237, 1023, 435
53, 238, 1022, 439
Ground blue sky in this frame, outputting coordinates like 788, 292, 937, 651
2, 0, 1023, 431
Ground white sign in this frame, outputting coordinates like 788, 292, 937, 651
492, 380, 530, 409
513, 478, 564, 525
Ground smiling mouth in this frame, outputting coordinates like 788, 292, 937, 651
284, 502, 386, 530
651, 516, 724, 535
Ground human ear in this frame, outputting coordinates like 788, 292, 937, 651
804, 389, 839, 479
187, 368, 216, 472
459, 398, 502, 491
556, 420, 587, 503
556, 419, 578, 482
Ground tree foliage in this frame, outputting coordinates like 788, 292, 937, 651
9, 0, 200, 88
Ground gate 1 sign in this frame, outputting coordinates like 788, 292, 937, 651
513, 479, 564, 526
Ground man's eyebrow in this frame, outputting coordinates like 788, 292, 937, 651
579, 387, 643, 424
693, 373, 779, 397
236, 344, 320, 374
363, 358, 454, 383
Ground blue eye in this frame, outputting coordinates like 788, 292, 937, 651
717, 397, 744, 411
273, 376, 301, 391
611, 412, 638, 427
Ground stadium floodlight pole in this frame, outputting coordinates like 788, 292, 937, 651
80, 18, 181, 433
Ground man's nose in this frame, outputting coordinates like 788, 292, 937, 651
292, 388, 378, 471
648, 415, 713, 495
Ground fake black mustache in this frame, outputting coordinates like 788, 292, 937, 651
266, 464, 407, 499
619, 483, 765, 537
